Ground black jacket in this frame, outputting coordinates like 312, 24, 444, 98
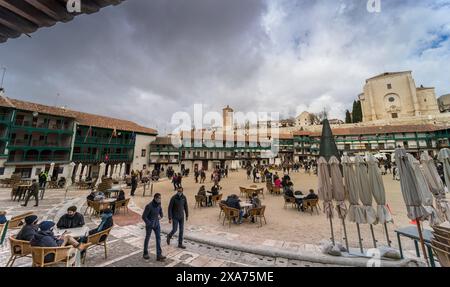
168, 193, 188, 220
88, 216, 113, 236
16, 224, 38, 241
142, 200, 163, 229
225, 197, 241, 210
30, 230, 63, 247
304, 193, 318, 200
56, 212, 85, 229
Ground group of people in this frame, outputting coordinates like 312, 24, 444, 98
194, 168, 207, 183
12, 206, 113, 263
196, 184, 221, 207
222, 192, 262, 224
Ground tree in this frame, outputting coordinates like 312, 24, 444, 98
345, 110, 352, 123
352, 100, 363, 123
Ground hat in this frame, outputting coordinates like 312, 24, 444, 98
25, 215, 38, 225
39, 221, 55, 231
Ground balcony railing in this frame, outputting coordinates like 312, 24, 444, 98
75, 137, 135, 146
72, 153, 132, 162
12, 120, 73, 133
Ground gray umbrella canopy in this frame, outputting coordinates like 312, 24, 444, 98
407, 154, 442, 225
367, 154, 392, 224
317, 156, 334, 219
354, 155, 377, 224
437, 148, 450, 188
342, 155, 365, 223
421, 151, 450, 221
394, 148, 430, 221
329, 156, 347, 219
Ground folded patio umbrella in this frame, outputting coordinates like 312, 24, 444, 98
354, 155, 377, 224
120, 162, 126, 178
105, 164, 110, 178
329, 155, 349, 251
367, 154, 392, 224
342, 155, 365, 224
95, 162, 106, 187
421, 151, 450, 222
74, 163, 82, 183
395, 148, 432, 265
407, 154, 442, 226
81, 164, 88, 181
65, 162, 76, 187
47, 162, 55, 182
318, 156, 335, 244
437, 148, 450, 188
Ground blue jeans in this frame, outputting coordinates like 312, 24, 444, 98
168, 217, 184, 245
144, 225, 162, 256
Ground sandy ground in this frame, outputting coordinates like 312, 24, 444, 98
132, 169, 436, 250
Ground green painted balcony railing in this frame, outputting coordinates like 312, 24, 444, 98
0, 114, 11, 123
11, 123, 73, 134
72, 154, 132, 162
74, 137, 135, 146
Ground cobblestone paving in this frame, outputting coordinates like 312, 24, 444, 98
0, 188, 421, 267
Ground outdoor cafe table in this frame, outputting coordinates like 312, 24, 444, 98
246, 186, 264, 198
54, 226, 90, 238
294, 194, 306, 199
394, 226, 435, 267
240, 202, 253, 209
105, 185, 122, 198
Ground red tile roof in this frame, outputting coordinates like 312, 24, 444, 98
0, 96, 157, 135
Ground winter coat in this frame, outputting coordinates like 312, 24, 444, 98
56, 212, 85, 229
168, 193, 188, 220
16, 224, 38, 241
142, 200, 163, 229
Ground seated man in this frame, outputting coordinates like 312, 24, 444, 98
197, 185, 207, 207
116, 190, 126, 201
79, 208, 114, 242
57, 206, 85, 229
248, 193, 262, 223
284, 182, 294, 198
0, 210, 6, 224
225, 195, 243, 224
30, 221, 82, 248
16, 215, 39, 241
207, 184, 221, 205
299, 189, 318, 211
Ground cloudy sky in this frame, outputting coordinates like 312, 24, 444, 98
0, 0, 449, 134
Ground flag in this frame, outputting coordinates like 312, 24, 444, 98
84, 126, 92, 143
112, 127, 117, 137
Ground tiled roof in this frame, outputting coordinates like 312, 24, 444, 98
294, 124, 444, 137
366, 71, 411, 82
0, 96, 157, 135
151, 137, 173, 145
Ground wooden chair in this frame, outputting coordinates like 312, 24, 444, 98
9, 212, 35, 229
113, 198, 130, 214
239, 187, 247, 197
194, 195, 207, 208
85, 200, 108, 218
266, 182, 273, 194
6, 236, 32, 267
302, 199, 320, 215
211, 194, 223, 206
31, 246, 76, 267
0, 222, 7, 245
272, 186, 281, 195
218, 202, 226, 219
82, 227, 113, 264
283, 196, 297, 209
432, 231, 450, 245
248, 206, 267, 227
431, 239, 450, 267
433, 225, 450, 236
97, 182, 110, 194
222, 206, 240, 227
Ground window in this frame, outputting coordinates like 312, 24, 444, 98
0, 167, 4, 175
387, 84, 392, 89
388, 97, 395, 102
35, 168, 42, 176
391, 113, 398, 119
141, 149, 146, 157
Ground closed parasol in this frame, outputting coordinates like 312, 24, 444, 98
317, 156, 335, 244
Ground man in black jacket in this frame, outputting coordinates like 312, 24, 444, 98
16, 215, 39, 241
167, 187, 188, 249
57, 206, 85, 229
142, 193, 165, 261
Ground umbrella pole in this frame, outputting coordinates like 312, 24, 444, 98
329, 217, 335, 245
356, 223, 364, 254
416, 219, 430, 267
337, 206, 349, 252
383, 223, 391, 247
369, 224, 377, 248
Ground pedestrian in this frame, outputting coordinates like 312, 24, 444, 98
200, 169, 206, 183
167, 187, 188, 249
142, 193, 166, 261
38, 171, 47, 189
130, 170, 138, 196
22, 179, 39, 207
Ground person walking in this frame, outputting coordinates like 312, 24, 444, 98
22, 179, 39, 207
130, 171, 138, 196
167, 187, 188, 249
38, 171, 47, 189
142, 193, 166, 261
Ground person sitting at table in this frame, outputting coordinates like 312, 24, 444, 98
116, 190, 126, 201
225, 194, 243, 224
284, 182, 294, 198
274, 177, 282, 188
0, 210, 6, 224
247, 193, 262, 223
78, 209, 114, 245
207, 184, 221, 206
16, 215, 39, 241
197, 185, 207, 207
57, 206, 85, 229
30, 221, 83, 249
298, 189, 318, 211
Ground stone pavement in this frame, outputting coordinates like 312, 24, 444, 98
0, 188, 425, 267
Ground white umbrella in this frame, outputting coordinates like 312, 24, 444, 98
74, 163, 82, 183
65, 162, 76, 187
367, 154, 393, 247
437, 148, 450, 188
105, 164, 110, 178
317, 156, 335, 244
47, 162, 55, 182
120, 162, 126, 178
408, 154, 442, 226
81, 164, 88, 181
95, 163, 106, 187
421, 151, 450, 221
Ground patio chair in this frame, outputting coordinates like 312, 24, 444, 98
432, 231, 450, 245
113, 198, 130, 215
194, 195, 207, 208
433, 225, 450, 236
283, 196, 297, 209
6, 236, 32, 267
248, 206, 267, 227
31, 246, 76, 267
239, 187, 247, 197
9, 212, 35, 229
266, 182, 273, 194
222, 206, 240, 227
85, 200, 108, 218
211, 194, 223, 206
431, 239, 450, 267
218, 202, 226, 219
81, 227, 113, 264
272, 186, 281, 195
302, 199, 320, 215
0, 222, 7, 245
